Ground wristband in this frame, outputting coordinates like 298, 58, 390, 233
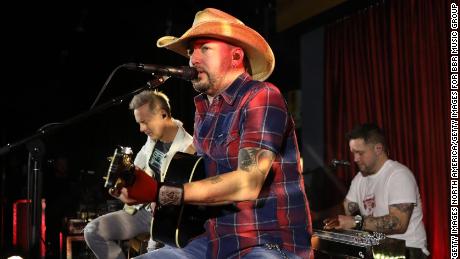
354, 215, 363, 230
158, 183, 184, 206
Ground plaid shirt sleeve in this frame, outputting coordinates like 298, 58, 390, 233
239, 82, 288, 154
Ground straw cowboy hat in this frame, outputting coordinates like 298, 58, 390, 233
156, 8, 275, 81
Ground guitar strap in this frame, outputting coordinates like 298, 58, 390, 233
148, 140, 172, 182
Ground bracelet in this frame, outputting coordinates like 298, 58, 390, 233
157, 183, 184, 206
354, 215, 363, 230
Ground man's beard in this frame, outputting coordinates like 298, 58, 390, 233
191, 71, 217, 93
359, 161, 377, 176
359, 165, 372, 176
192, 80, 211, 93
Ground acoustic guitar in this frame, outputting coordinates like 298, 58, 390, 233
104, 146, 212, 248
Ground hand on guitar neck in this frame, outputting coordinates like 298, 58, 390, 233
105, 146, 185, 209
105, 146, 160, 205
109, 167, 159, 205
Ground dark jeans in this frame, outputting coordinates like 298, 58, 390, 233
406, 247, 428, 259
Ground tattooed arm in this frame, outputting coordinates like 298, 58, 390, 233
323, 200, 359, 230
343, 199, 360, 216
324, 202, 414, 234
183, 147, 275, 205
362, 203, 414, 234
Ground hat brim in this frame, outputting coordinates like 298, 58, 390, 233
157, 21, 275, 81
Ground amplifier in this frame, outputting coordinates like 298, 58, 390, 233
66, 218, 87, 235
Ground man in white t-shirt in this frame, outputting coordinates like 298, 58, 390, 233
323, 123, 429, 258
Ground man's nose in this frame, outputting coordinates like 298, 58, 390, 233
354, 154, 360, 162
190, 50, 201, 66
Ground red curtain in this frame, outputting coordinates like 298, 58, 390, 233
324, 0, 450, 257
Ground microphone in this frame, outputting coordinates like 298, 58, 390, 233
330, 159, 351, 167
123, 63, 198, 81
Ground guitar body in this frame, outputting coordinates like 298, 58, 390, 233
151, 152, 210, 248
105, 147, 217, 248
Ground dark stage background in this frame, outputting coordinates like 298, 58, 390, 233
0, 1, 289, 257
0, 1, 450, 258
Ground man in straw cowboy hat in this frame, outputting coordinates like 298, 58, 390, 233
116, 8, 313, 258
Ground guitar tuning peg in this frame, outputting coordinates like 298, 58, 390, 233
102, 176, 107, 180
107, 156, 113, 162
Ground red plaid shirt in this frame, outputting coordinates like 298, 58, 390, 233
193, 73, 312, 258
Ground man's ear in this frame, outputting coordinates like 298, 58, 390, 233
232, 52, 240, 61
374, 143, 384, 155
232, 48, 244, 64
157, 108, 167, 119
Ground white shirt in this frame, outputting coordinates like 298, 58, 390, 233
346, 160, 429, 255
134, 119, 193, 182
129, 119, 193, 211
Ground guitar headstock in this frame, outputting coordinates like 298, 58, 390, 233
104, 146, 135, 192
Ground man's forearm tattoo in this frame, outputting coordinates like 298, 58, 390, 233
390, 203, 414, 215
238, 148, 274, 175
365, 215, 401, 232
362, 203, 413, 233
347, 202, 359, 215
207, 175, 223, 184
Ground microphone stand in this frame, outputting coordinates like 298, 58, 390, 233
0, 75, 169, 257
0, 76, 169, 157
321, 162, 348, 196
25, 139, 45, 257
